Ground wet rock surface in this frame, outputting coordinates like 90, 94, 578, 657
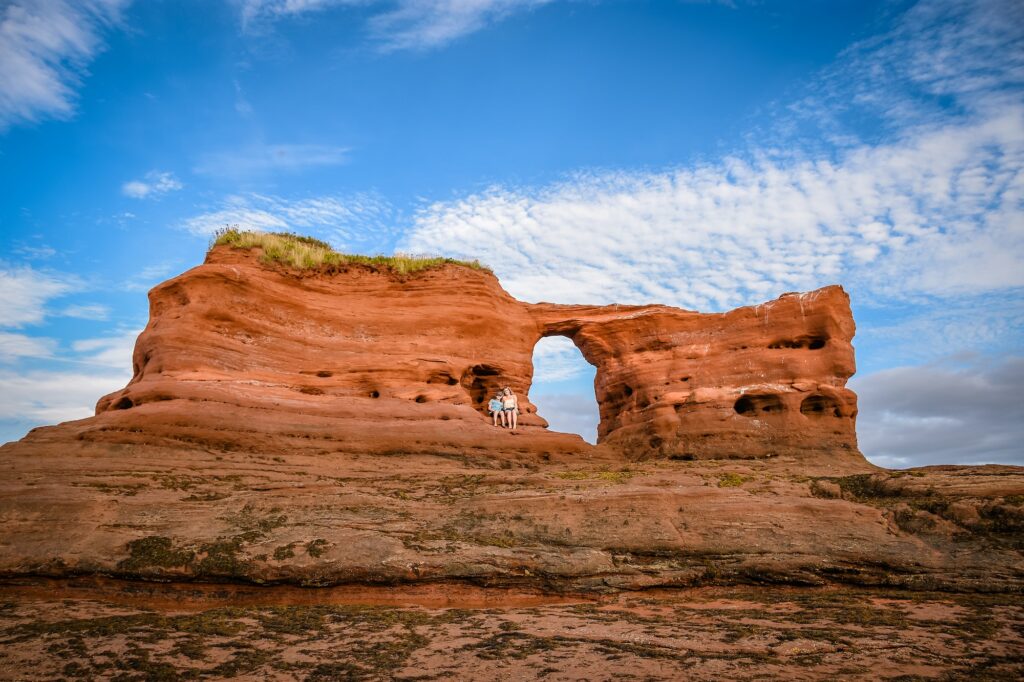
0, 583, 1020, 681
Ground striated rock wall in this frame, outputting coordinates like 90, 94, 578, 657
94, 245, 860, 461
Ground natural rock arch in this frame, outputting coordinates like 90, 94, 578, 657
96, 245, 860, 461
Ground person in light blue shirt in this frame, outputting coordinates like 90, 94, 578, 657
488, 394, 504, 427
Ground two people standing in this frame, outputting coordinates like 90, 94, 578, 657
488, 387, 519, 430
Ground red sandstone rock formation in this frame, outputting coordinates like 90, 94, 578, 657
94, 245, 860, 463
531, 288, 858, 459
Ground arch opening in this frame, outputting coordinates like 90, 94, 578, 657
529, 335, 599, 444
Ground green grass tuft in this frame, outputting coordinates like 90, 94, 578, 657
211, 227, 490, 275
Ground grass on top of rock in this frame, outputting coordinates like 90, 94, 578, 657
211, 227, 490, 275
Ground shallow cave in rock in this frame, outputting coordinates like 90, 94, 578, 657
461, 363, 502, 407
800, 394, 841, 417
734, 394, 784, 416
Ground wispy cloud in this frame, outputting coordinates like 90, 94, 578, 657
403, 1, 1024, 313
194, 143, 349, 177
404, 107, 1023, 311
59, 303, 110, 321
532, 335, 592, 382
0, 265, 75, 328
0, 327, 139, 441
121, 170, 183, 199
182, 192, 398, 253
0, 332, 56, 361
367, 0, 556, 52
238, 0, 557, 51
123, 261, 181, 293
0, 0, 129, 131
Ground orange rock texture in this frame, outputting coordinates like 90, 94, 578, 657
94, 245, 860, 463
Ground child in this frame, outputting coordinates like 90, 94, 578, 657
488, 394, 504, 427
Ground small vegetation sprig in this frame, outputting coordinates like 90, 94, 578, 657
210, 226, 490, 275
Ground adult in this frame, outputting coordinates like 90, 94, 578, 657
501, 387, 519, 431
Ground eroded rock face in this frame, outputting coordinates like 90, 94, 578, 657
530, 288, 858, 459
94, 246, 860, 462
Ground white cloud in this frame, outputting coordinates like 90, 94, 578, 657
0, 327, 139, 442
0, 265, 74, 328
238, 0, 556, 50
194, 143, 349, 177
71, 329, 140, 369
403, 106, 1024, 311
0, 332, 56, 361
0, 325, 140, 443
123, 261, 180, 292
851, 355, 1024, 467
0, 0, 129, 130
121, 170, 183, 199
182, 192, 398, 253
532, 335, 593, 382
367, 0, 555, 52
59, 303, 110, 321
0, 367, 130, 430
398, 1, 1024, 311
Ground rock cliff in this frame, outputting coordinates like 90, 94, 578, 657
94, 244, 861, 463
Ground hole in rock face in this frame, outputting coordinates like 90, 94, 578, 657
734, 394, 784, 416
623, 385, 634, 397
415, 395, 428, 403
800, 394, 841, 417
113, 397, 134, 410
462, 364, 502, 406
530, 335, 599, 444
298, 386, 324, 395
316, 370, 333, 378
427, 371, 459, 386
768, 335, 828, 350
369, 390, 380, 399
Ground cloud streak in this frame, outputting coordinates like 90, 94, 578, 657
0, 266, 75, 328
238, 0, 557, 51
194, 143, 349, 177
182, 192, 399, 253
0, 0, 128, 131
121, 170, 183, 199
0, 328, 139, 442
404, 106, 1023, 311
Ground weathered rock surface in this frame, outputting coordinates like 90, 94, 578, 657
0, 244, 1021, 595
531, 288, 858, 458
92, 245, 861, 462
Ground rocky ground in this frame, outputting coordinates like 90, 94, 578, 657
1, 582, 1021, 680
3, 425, 1022, 592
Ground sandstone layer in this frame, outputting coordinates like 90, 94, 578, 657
0, 243, 1021, 596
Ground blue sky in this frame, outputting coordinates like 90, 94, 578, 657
1, 0, 1021, 467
